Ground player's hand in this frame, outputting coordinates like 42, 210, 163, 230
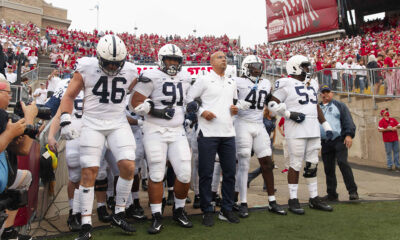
288, 111, 305, 123
187, 99, 201, 113
201, 111, 216, 121
230, 105, 239, 115
344, 136, 353, 149
6, 119, 26, 139
48, 135, 58, 153
236, 100, 252, 111
134, 99, 153, 115
60, 113, 79, 140
161, 107, 175, 120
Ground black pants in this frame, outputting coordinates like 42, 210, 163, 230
198, 131, 236, 212
321, 137, 358, 197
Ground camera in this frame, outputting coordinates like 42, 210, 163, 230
14, 100, 52, 121
8, 113, 40, 139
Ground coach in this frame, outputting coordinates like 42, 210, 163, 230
319, 85, 358, 201
187, 51, 239, 226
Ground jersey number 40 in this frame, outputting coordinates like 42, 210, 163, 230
92, 76, 126, 104
244, 89, 267, 110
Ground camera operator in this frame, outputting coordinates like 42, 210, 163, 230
0, 77, 38, 240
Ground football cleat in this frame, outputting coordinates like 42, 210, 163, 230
75, 224, 92, 240
288, 198, 305, 215
111, 212, 136, 234
97, 206, 112, 223
148, 212, 163, 234
67, 209, 81, 232
309, 196, 333, 212
126, 203, 147, 220
238, 203, 249, 218
268, 201, 287, 215
193, 194, 200, 209
173, 207, 193, 228
106, 196, 115, 212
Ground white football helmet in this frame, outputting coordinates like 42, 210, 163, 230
286, 55, 310, 77
96, 35, 127, 76
158, 44, 183, 76
241, 55, 263, 81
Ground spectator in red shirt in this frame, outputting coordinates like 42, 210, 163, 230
378, 108, 400, 170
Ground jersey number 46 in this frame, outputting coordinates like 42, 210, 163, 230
92, 76, 126, 104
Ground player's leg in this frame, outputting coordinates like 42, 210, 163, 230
66, 139, 82, 231
168, 131, 193, 228
286, 138, 306, 215
166, 163, 176, 206
234, 120, 253, 218
95, 157, 111, 223
77, 126, 105, 239
142, 129, 167, 234
254, 124, 286, 215
305, 138, 333, 212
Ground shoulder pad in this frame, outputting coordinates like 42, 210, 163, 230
138, 73, 152, 83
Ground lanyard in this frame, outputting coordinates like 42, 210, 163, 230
252, 77, 260, 90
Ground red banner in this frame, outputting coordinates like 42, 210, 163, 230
266, 0, 338, 42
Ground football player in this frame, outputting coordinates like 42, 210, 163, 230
234, 55, 286, 217
58, 35, 138, 240
130, 44, 193, 234
268, 55, 333, 214
47, 79, 112, 231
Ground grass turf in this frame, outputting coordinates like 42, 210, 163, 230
51, 201, 400, 240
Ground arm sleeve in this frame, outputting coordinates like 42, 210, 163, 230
272, 79, 288, 103
336, 101, 356, 138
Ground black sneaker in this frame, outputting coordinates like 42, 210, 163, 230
167, 190, 174, 206
349, 192, 359, 201
148, 212, 163, 234
111, 212, 136, 234
1, 227, 32, 240
97, 206, 112, 223
288, 198, 305, 215
186, 196, 192, 204
238, 203, 249, 218
309, 196, 333, 212
67, 209, 81, 232
232, 203, 240, 212
142, 179, 148, 191
268, 201, 287, 215
173, 207, 193, 228
193, 195, 200, 209
126, 203, 147, 220
107, 196, 115, 212
218, 208, 240, 223
321, 194, 339, 202
75, 224, 92, 240
202, 212, 214, 227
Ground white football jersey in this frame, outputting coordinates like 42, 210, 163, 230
133, 69, 192, 128
76, 57, 138, 128
272, 77, 320, 138
53, 79, 84, 120
234, 77, 271, 123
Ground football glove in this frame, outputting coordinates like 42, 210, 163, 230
285, 111, 306, 123
236, 100, 252, 111
149, 106, 175, 120
187, 98, 202, 113
60, 113, 79, 140
134, 99, 154, 115
322, 121, 333, 139
268, 101, 287, 116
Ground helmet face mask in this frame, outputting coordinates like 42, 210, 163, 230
98, 57, 125, 76
241, 55, 263, 82
247, 62, 263, 80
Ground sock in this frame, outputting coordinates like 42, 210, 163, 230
306, 177, 318, 198
132, 191, 139, 200
97, 202, 105, 208
69, 199, 74, 209
126, 192, 133, 206
72, 189, 81, 214
288, 184, 298, 199
268, 195, 276, 202
174, 197, 186, 209
115, 177, 133, 214
79, 185, 94, 225
150, 203, 162, 214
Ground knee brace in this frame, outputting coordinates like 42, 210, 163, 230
95, 178, 108, 192
303, 162, 318, 178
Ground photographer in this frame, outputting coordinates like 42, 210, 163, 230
0, 77, 38, 240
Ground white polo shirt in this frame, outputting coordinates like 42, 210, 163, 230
187, 70, 237, 137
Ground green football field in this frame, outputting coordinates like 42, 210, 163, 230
51, 201, 400, 240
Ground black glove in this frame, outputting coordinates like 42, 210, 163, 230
149, 106, 175, 120
187, 98, 202, 113
289, 112, 306, 123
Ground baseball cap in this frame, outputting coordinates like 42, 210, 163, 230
320, 85, 331, 92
